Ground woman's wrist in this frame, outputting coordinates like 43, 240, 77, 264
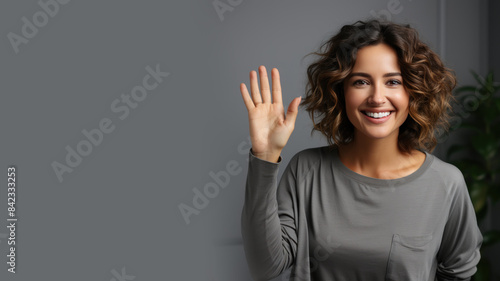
251, 148, 282, 163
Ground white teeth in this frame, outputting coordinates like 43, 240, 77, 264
365, 111, 390, 118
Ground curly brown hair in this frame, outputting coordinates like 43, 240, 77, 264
300, 19, 456, 153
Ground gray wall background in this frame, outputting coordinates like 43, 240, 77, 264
0, 0, 497, 280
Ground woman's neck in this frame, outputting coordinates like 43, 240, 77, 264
338, 131, 424, 179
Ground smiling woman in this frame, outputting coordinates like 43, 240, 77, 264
302, 20, 456, 154
339, 43, 426, 179
343, 44, 409, 141
239, 19, 482, 281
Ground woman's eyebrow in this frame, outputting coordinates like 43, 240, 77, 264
349, 72, 402, 78
383, 72, 402, 77
350, 72, 370, 78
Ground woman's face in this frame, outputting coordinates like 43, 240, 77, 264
343, 43, 409, 141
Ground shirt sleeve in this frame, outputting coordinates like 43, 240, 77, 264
435, 172, 483, 281
240, 148, 299, 281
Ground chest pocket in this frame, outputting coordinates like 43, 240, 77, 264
385, 233, 434, 281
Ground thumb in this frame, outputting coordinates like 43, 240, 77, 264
284, 96, 301, 127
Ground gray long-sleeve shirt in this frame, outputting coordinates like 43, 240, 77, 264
241, 145, 482, 281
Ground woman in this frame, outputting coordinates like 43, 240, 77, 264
239, 20, 483, 281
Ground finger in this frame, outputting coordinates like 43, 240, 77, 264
259, 65, 271, 103
284, 97, 301, 128
249, 70, 262, 104
240, 83, 255, 110
271, 68, 282, 105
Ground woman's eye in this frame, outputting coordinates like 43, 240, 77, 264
353, 80, 369, 86
387, 79, 402, 86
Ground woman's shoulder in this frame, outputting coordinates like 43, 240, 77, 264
287, 145, 334, 171
424, 152, 467, 188
427, 153, 463, 177
292, 145, 334, 160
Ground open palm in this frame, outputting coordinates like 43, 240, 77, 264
240, 66, 301, 162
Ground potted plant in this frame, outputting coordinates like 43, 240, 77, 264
445, 70, 500, 281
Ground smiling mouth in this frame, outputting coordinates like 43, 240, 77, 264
362, 111, 393, 119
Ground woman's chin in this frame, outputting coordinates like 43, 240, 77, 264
359, 129, 398, 141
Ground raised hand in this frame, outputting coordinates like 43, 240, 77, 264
240, 66, 302, 163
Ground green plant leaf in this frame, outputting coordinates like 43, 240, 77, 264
476, 203, 489, 223
485, 72, 496, 95
489, 183, 500, 203
455, 86, 478, 94
471, 133, 499, 160
459, 117, 482, 129
481, 230, 500, 248
457, 92, 481, 106
467, 165, 488, 182
479, 105, 498, 124
447, 70, 500, 239
468, 181, 489, 213
486, 71, 494, 84
495, 97, 500, 112
494, 84, 500, 93
453, 160, 487, 182
471, 70, 486, 88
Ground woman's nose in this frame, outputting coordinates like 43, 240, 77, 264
367, 85, 386, 105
